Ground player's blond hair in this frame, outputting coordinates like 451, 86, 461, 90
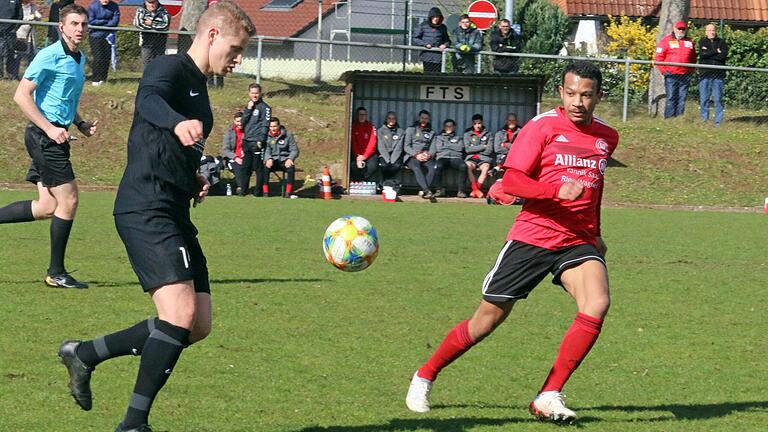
197, 1, 257, 38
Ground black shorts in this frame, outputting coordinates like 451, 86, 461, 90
25, 122, 75, 187
114, 208, 210, 294
482, 241, 605, 303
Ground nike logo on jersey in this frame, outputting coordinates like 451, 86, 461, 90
189, 90, 200, 97
555, 134, 569, 143
165, 368, 173, 375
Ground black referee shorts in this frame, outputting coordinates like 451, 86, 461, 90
115, 208, 210, 294
482, 241, 605, 303
24, 122, 75, 187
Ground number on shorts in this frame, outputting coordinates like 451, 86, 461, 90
179, 246, 190, 269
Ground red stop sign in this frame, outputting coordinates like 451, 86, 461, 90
467, 0, 498, 30
161, 0, 183, 17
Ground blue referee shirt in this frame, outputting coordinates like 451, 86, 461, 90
23, 40, 86, 126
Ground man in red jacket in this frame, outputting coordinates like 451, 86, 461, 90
655, 21, 696, 119
350, 107, 378, 182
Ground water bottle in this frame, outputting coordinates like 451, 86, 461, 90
226, 183, 232, 196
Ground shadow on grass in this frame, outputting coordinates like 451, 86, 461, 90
585, 400, 768, 421
266, 79, 345, 98
730, 115, 768, 125
295, 415, 599, 432
210, 277, 330, 284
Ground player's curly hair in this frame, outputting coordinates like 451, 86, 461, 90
562, 61, 603, 93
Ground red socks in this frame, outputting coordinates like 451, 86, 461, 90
262, 184, 269, 194
285, 183, 293, 195
417, 320, 476, 381
540, 312, 603, 393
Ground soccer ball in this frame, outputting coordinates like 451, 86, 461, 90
323, 216, 379, 272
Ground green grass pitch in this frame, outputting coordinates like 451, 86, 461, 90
0, 191, 766, 431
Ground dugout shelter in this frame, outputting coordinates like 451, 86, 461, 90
341, 71, 545, 192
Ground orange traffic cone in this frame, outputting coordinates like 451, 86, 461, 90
321, 166, 332, 200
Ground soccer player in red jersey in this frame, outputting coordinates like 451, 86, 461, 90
406, 61, 619, 424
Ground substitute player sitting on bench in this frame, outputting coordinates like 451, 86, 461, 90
263, 117, 299, 197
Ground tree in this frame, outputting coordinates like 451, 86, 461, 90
177, 0, 208, 53
649, 0, 691, 116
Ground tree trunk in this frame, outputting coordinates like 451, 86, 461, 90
178, 0, 208, 53
649, 0, 691, 117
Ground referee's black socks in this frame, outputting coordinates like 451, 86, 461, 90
48, 216, 73, 276
76, 318, 160, 368
0, 200, 34, 224
123, 320, 190, 429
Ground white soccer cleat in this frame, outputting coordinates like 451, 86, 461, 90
529, 391, 577, 424
405, 372, 433, 413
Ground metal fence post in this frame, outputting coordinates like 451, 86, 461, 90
256, 37, 263, 85
476, 53, 482, 74
623, 59, 630, 122
441, 49, 446, 73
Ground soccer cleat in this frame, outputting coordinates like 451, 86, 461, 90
529, 391, 577, 424
456, 191, 467, 198
58, 340, 94, 411
433, 188, 446, 198
405, 372, 433, 413
422, 190, 434, 199
115, 423, 153, 432
45, 273, 89, 289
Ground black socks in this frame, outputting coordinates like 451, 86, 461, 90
0, 200, 34, 224
76, 318, 160, 368
48, 216, 73, 276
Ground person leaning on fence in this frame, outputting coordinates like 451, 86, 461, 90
87, 0, 119, 86
241, 82, 271, 196
655, 21, 696, 119
432, 119, 468, 199
263, 117, 299, 198
698, 23, 728, 125
350, 107, 379, 182
47, 0, 74, 44
222, 111, 245, 194
0, 0, 21, 80
16, 0, 42, 70
492, 112, 521, 174
490, 19, 522, 74
134, 0, 170, 68
451, 14, 482, 74
377, 111, 404, 184
412, 7, 450, 73
404, 110, 437, 199
464, 114, 494, 198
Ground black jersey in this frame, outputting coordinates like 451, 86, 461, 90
114, 53, 213, 214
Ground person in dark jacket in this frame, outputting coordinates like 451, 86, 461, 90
47, 0, 74, 44
0, 0, 22, 79
87, 0, 119, 85
404, 110, 436, 198
464, 114, 494, 198
241, 82, 271, 196
377, 111, 404, 183
451, 14, 482, 74
412, 7, 450, 73
492, 112, 521, 171
221, 111, 245, 194
432, 119, 467, 198
698, 23, 728, 125
134, 0, 170, 68
490, 19, 521, 73
263, 117, 299, 197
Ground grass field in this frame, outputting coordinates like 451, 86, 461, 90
0, 191, 766, 431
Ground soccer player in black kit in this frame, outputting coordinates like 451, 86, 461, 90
56, 2, 256, 431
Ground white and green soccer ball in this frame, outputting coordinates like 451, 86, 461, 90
323, 216, 379, 272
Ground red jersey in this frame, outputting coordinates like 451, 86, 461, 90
234, 127, 244, 159
351, 121, 377, 159
655, 34, 697, 75
502, 107, 619, 249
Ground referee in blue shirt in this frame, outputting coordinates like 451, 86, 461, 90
0, 4, 98, 289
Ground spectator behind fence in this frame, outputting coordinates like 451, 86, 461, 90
87, 0, 119, 86
404, 110, 436, 199
655, 21, 696, 119
263, 117, 299, 198
350, 107, 378, 182
464, 114, 494, 198
241, 82, 271, 196
432, 119, 468, 198
377, 111, 404, 184
451, 14, 482, 74
493, 112, 521, 171
16, 0, 42, 70
698, 23, 728, 125
490, 19, 522, 74
412, 7, 450, 73
47, 0, 74, 44
222, 111, 245, 194
0, 0, 21, 80
134, 0, 170, 68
